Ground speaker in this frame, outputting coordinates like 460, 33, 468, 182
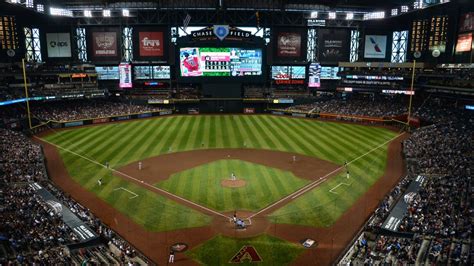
266, 43, 272, 65
169, 43, 176, 66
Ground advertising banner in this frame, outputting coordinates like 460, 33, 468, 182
46, 33, 71, 58
318, 29, 349, 64
364, 35, 387, 59
456, 33, 472, 53
92, 32, 118, 57
459, 12, 474, 32
276, 32, 302, 57
119, 63, 132, 88
308, 63, 321, 88
139, 32, 164, 57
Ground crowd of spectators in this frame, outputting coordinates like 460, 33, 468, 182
0, 128, 147, 264
341, 96, 472, 265
0, 129, 46, 183
286, 94, 409, 117
31, 99, 165, 122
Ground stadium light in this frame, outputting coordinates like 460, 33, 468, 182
103, 9, 111, 17
50, 7, 73, 17
122, 9, 130, 17
401, 5, 409, 13
363, 11, 385, 20
391, 8, 398, 16
84, 10, 92, 17
36, 4, 44, 12
346, 12, 354, 20
310, 11, 318, 18
328, 12, 336, 19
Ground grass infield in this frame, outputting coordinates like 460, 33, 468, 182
156, 159, 309, 212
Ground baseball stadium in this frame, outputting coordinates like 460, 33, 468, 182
0, 0, 472, 265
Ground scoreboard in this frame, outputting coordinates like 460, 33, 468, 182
179, 47, 262, 77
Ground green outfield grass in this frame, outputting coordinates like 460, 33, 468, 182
43, 115, 398, 231
187, 234, 304, 265
157, 159, 309, 212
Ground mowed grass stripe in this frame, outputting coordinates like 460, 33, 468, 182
50, 124, 115, 158
237, 115, 265, 149
111, 119, 162, 166
246, 115, 283, 150
266, 116, 320, 156
191, 116, 207, 149
137, 117, 175, 159
257, 116, 303, 154
154, 116, 187, 154
94, 120, 152, 165
288, 119, 339, 160
253, 116, 288, 152
172, 117, 195, 152
183, 115, 201, 150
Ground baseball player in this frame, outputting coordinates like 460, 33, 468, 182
293, 155, 296, 163
346, 170, 350, 179
168, 250, 175, 263
98, 178, 102, 186
138, 161, 142, 170
231, 173, 236, 181
105, 161, 109, 169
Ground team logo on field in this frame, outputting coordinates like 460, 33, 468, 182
229, 246, 262, 263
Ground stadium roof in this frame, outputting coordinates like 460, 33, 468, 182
52, 0, 416, 11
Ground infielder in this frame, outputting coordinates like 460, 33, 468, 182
346, 170, 350, 179
98, 178, 102, 186
231, 173, 236, 181
138, 161, 142, 170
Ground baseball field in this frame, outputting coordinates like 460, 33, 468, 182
38, 114, 406, 265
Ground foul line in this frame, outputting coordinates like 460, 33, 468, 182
248, 132, 405, 219
329, 182, 352, 194
113, 187, 139, 199
35, 136, 229, 219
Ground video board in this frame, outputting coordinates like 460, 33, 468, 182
179, 47, 262, 77
95, 66, 119, 80
134, 65, 171, 80
321, 67, 343, 80
271, 66, 305, 85
308, 63, 321, 88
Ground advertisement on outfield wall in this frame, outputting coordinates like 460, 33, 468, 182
459, 12, 474, 32
118, 63, 132, 88
364, 35, 387, 59
318, 29, 349, 64
46, 33, 72, 58
139, 32, 164, 57
92, 31, 118, 57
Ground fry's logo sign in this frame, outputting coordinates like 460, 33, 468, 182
139, 32, 163, 57
229, 246, 262, 263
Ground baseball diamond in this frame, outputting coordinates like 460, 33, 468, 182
36, 114, 404, 264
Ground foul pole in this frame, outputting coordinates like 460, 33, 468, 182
406, 60, 416, 126
22, 58, 32, 129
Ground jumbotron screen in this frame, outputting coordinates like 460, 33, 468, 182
179, 47, 262, 77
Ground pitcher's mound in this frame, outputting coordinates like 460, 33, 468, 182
221, 179, 246, 188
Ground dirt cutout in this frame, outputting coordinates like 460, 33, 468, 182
221, 179, 247, 188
